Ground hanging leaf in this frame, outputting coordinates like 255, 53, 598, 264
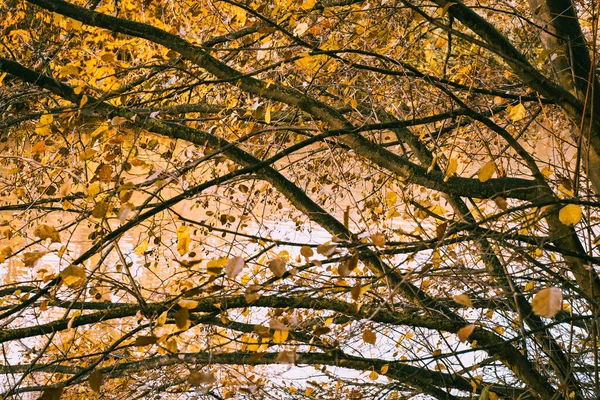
478, 161, 495, 182
41, 387, 63, 400
453, 293, 473, 307
316, 243, 337, 257
370, 232, 386, 247
531, 287, 562, 318
509, 103, 526, 121
60, 265, 86, 288
34, 224, 61, 243
22, 251, 48, 267
362, 329, 377, 345
457, 324, 475, 342
558, 204, 582, 226
175, 307, 190, 330
444, 158, 458, 182
225, 256, 245, 279
188, 371, 216, 386
369, 370, 379, 380
176, 225, 191, 255
273, 329, 289, 344
300, 246, 314, 259
339, 253, 359, 277
88, 369, 103, 392
268, 258, 286, 277
135, 335, 158, 346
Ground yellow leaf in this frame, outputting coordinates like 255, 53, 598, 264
369, 370, 379, 380
444, 158, 458, 182
273, 329, 288, 344
265, 105, 271, 124
380, 364, 389, 374
156, 311, 168, 326
301, 0, 316, 9
87, 182, 101, 197
478, 161, 495, 182
35, 114, 53, 136
178, 299, 198, 309
305, 387, 315, 396
268, 258, 286, 277
134, 240, 149, 256
34, 224, 61, 243
207, 257, 229, 268
176, 226, 191, 255
525, 281, 535, 291
60, 265, 86, 288
453, 293, 473, 307
509, 103, 526, 121
362, 329, 377, 345
59, 64, 80, 77
370, 232, 386, 247
457, 324, 475, 342
386, 191, 398, 207
79, 95, 88, 107
300, 246, 314, 258
531, 287, 562, 318
559, 204, 582, 226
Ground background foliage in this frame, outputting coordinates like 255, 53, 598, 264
1, 0, 600, 398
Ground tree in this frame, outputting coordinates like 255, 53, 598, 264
0, 0, 599, 398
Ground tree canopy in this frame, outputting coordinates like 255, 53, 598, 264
1, 0, 600, 398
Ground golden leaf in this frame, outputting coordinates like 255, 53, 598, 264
362, 329, 377, 345
60, 265, 86, 288
370, 232, 386, 247
176, 225, 191, 255
188, 371, 216, 386
273, 329, 289, 344
531, 287, 562, 318
91, 200, 108, 219
300, 246, 314, 258
369, 370, 379, 380
509, 103, 526, 121
478, 161, 495, 182
559, 204, 582, 226
453, 293, 473, 307
457, 324, 475, 342
268, 258, 286, 277
444, 158, 458, 182
34, 224, 61, 243
175, 307, 190, 330
22, 251, 48, 267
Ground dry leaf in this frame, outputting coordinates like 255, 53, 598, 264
300, 246, 314, 258
453, 293, 473, 307
22, 251, 48, 267
509, 103, 526, 121
370, 232, 386, 247
362, 329, 377, 345
444, 158, 458, 182
188, 371, 216, 386
88, 369, 103, 392
276, 350, 298, 364
34, 224, 61, 243
41, 387, 63, 400
531, 287, 562, 318
457, 324, 475, 342
316, 243, 337, 257
339, 253, 359, 276
225, 256, 245, 279
60, 265, 86, 288
135, 335, 158, 346
176, 225, 191, 255
478, 161, 495, 182
268, 258, 286, 277
175, 307, 190, 330
92, 200, 108, 219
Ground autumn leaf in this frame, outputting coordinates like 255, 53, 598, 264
300, 245, 314, 258
316, 243, 337, 257
60, 265, 86, 288
135, 335, 158, 346
267, 258, 286, 277
276, 350, 298, 364
225, 256, 245, 279
559, 204, 582, 226
531, 287, 562, 318
478, 161, 495, 182
188, 371, 216, 386
22, 251, 48, 267
457, 324, 475, 342
509, 103, 526, 121
176, 225, 191, 255
453, 293, 473, 307
273, 329, 289, 344
175, 307, 190, 330
444, 158, 458, 182
88, 369, 103, 392
362, 329, 377, 345
41, 387, 64, 400
370, 232, 386, 247
34, 224, 61, 243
